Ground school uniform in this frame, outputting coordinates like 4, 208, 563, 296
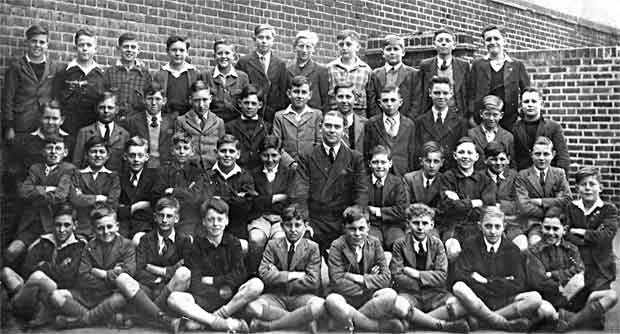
342, 112, 366, 153
488, 168, 521, 239
512, 116, 570, 174
368, 62, 422, 119
251, 164, 295, 217
418, 56, 470, 119
118, 167, 159, 237
415, 108, 468, 170
8, 129, 74, 181
103, 60, 152, 120
72, 122, 130, 172
152, 63, 200, 115
175, 110, 225, 170
121, 111, 176, 168
287, 59, 329, 112
327, 57, 373, 117
2, 55, 61, 134
236, 52, 290, 123
453, 234, 526, 310
403, 169, 441, 208
391, 234, 452, 312
202, 67, 250, 123
467, 124, 515, 169
69, 166, 121, 237
225, 116, 271, 171
367, 173, 409, 250
363, 113, 416, 175
515, 166, 571, 221
272, 105, 322, 160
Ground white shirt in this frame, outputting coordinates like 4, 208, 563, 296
129, 168, 144, 187
285, 238, 302, 253
162, 62, 196, 78
481, 125, 498, 143
344, 112, 355, 129
212, 162, 242, 180
487, 170, 506, 184
257, 51, 271, 72
483, 237, 502, 253
263, 164, 279, 183
383, 62, 403, 73
534, 167, 549, 182
30, 128, 69, 139
282, 105, 314, 122
413, 237, 428, 254
371, 174, 387, 187
158, 230, 176, 255
146, 113, 162, 126
79, 166, 113, 180
436, 55, 453, 68
431, 106, 448, 123
97, 121, 115, 138
383, 113, 400, 135
572, 198, 605, 216
44, 164, 58, 176
322, 142, 341, 159
66, 59, 102, 76
26, 53, 46, 64
422, 173, 435, 189
213, 66, 238, 86
486, 53, 514, 72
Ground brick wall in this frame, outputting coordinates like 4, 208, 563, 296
512, 46, 620, 204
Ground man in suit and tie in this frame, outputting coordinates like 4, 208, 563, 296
293, 110, 368, 255
368, 35, 421, 119
122, 82, 175, 169
236, 24, 289, 124
515, 136, 571, 246
287, 30, 329, 112
403, 141, 444, 209
418, 29, 470, 120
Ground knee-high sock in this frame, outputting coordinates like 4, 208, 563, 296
265, 305, 314, 330
11, 284, 40, 316
131, 288, 162, 320
83, 296, 126, 325
152, 286, 172, 308
457, 294, 510, 330
259, 303, 289, 321
567, 300, 605, 330
59, 298, 88, 318
349, 307, 379, 331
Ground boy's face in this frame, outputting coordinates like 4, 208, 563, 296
168, 41, 188, 65
282, 218, 305, 244
541, 217, 564, 245
155, 207, 179, 234
344, 217, 368, 248
295, 38, 315, 62
335, 87, 356, 114
145, 91, 166, 116
421, 152, 444, 178
382, 43, 404, 66
54, 214, 75, 244
254, 29, 275, 54
86, 144, 110, 168
481, 216, 504, 244
215, 43, 235, 70
43, 142, 68, 166
172, 141, 193, 163
40, 107, 64, 134
321, 114, 345, 146
483, 29, 505, 56
217, 143, 240, 168
485, 152, 509, 175
480, 107, 503, 130
119, 40, 140, 63
379, 91, 402, 116
94, 215, 119, 243
191, 89, 212, 114
239, 95, 262, 119
429, 83, 453, 109
531, 144, 554, 170
97, 97, 118, 124
260, 147, 281, 170
369, 153, 392, 179
408, 214, 434, 241
287, 84, 312, 110
434, 32, 455, 56
577, 175, 602, 203
124, 145, 149, 172
203, 209, 228, 238
27, 34, 48, 59
454, 142, 478, 171
75, 35, 97, 62
337, 36, 360, 60
521, 91, 542, 120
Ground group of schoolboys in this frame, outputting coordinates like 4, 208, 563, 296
1, 20, 617, 333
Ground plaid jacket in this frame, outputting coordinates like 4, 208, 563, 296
103, 61, 152, 120
327, 57, 373, 117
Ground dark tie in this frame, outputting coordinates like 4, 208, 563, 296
329, 147, 336, 163
373, 179, 383, 206
436, 114, 443, 126
425, 178, 431, 189
287, 244, 295, 269
161, 238, 172, 255
150, 116, 159, 128
104, 124, 111, 142
440, 59, 448, 71
129, 173, 138, 187
540, 170, 545, 189
489, 246, 495, 255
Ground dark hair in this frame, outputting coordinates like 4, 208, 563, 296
382, 34, 404, 49
254, 23, 276, 36
238, 84, 263, 102
333, 81, 355, 95
290, 75, 311, 89
369, 145, 391, 160
433, 28, 455, 40
343, 205, 368, 225
429, 75, 452, 88
484, 141, 508, 158
455, 136, 475, 148
481, 24, 504, 38
259, 135, 282, 153
40, 99, 63, 114
96, 91, 118, 107
380, 86, 400, 97
482, 95, 504, 110
43, 133, 66, 146
323, 110, 346, 124
172, 131, 192, 146
201, 197, 229, 216
74, 28, 95, 45
213, 38, 236, 54
575, 166, 601, 184
166, 35, 190, 51
190, 80, 210, 94
281, 204, 306, 223
124, 136, 149, 153
216, 134, 240, 150
533, 136, 553, 150
405, 203, 435, 220
421, 141, 444, 159
118, 32, 137, 46
53, 202, 76, 219
543, 206, 564, 221
26, 25, 48, 39
144, 81, 165, 97
90, 202, 117, 223
480, 205, 504, 223
154, 196, 180, 213
84, 136, 109, 153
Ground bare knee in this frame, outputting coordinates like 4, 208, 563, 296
538, 300, 557, 319
245, 299, 264, 318
6, 240, 27, 260
325, 293, 347, 313
169, 266, 191, 291
384, 251, 392, 266
50, 289, 72, 307
308, 297, 325, 318
512, 235, 529, 251
28, 270, 50, 283
168, 291, 192, 308
248, 230, 267, 249
393, 296, 411, 318
245, 278, 264, 298
452, 281, 469, 296
239, 239, 249, 255
115, 273, 140, 296
131, 232, 146, 246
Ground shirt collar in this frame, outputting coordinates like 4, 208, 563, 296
80, 166, 113, 174
481, 125, 498, 135
383, 113, 400, 123
332, 57, 367, 71
487, 169, 505, 183
432, 106, 448, 120
534, 167, 549, 178
241, 114, 259, 121
40, 232, 79, 249
572, 198, 605, 216
285, 238, 303, 252
483, 237, 502, 253
25, 53, 46, 64
212, 162, 242, 180
456, 167, 476, 179
66, 59, 102, 75
283, 105, 313, 117
296, 58, 311, 68
146, 112, 162, 122
30, 128, 69, 138
262, 163, 279, 175
384, 62, 403, 72
371, 174, 387, 186
257, 51, 271, 63
213, 66, 238, 79
422, 172, 436, 184
344, 112, 355, 128
130, 167, 144, 180
158, 230, 176, 244
436, 55, 452, 67
162, 62, 196, 78
97, 121, 115, 134
322, 142, 341, 157
484, 52, 513, 62
115, 59, 146, 70
413, 236, 428, 253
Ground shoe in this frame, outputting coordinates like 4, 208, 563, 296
185, 319, 204, 331
345, 318, 355, 334
378, 318, 406, 333
227, 318, 249, 333
249, 318, 269, 332
54, 315, 82, 330
506, 318, 531, 332
465, 315, 479, 331
441, 319, 470, 333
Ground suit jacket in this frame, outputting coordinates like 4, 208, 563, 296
8, 130, 74, 180
415, 109, 468, 170
328, 235, 391, 297
175, 110, 225, 170
118, 167, 159, 235
512, 117, 570, 174
515, 166, 571, 220
469, 56, 530, 129
2, 56, 61, 133
343, 113, 367, 153
390, 234, 448, 294
236, 52, 289, 123
403, 169, 441, 208
225, 118, 271, 170
363, 114, 416, 175
121, 112, 176, 166
272, 107, 323, 160
468, 125, 515, 170
287, 60, 329, 112
252, 164, 296, 217
72, 122, 130, 172
418, 57, 470, 118
152, 66, 200, 114
368, 64, 422, 119
135, 230, 191, 287
489, 168, 519, 216
201, 68, 250, 122
368, 173, 409, 227
259, 237, 321, 295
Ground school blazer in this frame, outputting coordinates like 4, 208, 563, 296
272, 107, 323, 160
492, 168, 519, 216
418, 57, 470, 118
403, 169, 441, 208
363, 114, 416, 175
2, 56, 61, 132
469, 56, 530, 129
328, 235, 391, 296
201, 68, 250, 122
118, 167, 159, 234
121, 112, 176, 164
259, 237, 321, 295
343, 113, 367, 153
467, 125, 515, 170
225, 118, 271, 170
512, 117, 570, 174
287, 60, 329, 112
175, 111, 225, 170
368, 64, 421, 119
252, 165, 296, 217
72, 123, 130, 172
236, 52, 289, 123
367, 173, 409, 226
515, 166, 572, 220
69, 168, 121, 236
390, 234, 448, 294
135, 230, 191, 287
415, 109, 468, 170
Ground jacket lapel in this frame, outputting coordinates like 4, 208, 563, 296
412, 171, 426, 201
276, 238, 289, 270
202, 113, 220, 133
503, 60, 515, 85
104, 236, 122, 269
353, 115, 364, 145
526, 168, 544, 196
109, 125, 125, 146
438, 112, 459, 139
362, 239, 373, 273
395, 66, 408, 87
309, 146, 330, 178
248, 53, 268, 79
289, 238, 307, 270
403, 237, 417, 268
452, 60, 465, 92
421, 114, 441, 141
324, 147, 351, 191
185, 113, 203, 133
343, 242, 359, 273
376, 68, 387, 88
20, 57, 38, 82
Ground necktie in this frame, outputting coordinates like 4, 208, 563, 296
104, 123, 111, 141
425, 178, 431, 189
386, 117, 397, 137
130, 173, 138, 187
489, 246, 495, 255
259, 55, 268, 73
436, 113, 443, 126
440, 59, 448, 71
540, 170, 545, 188
329, 147, 336, 163
150, 116, 159, 128
160, 238, 172, 255
287, 243, 295, 269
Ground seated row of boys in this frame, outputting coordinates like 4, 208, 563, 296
2, 165, 616, 333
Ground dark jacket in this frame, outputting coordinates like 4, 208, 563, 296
287, 60, 329, 112
23, 233, 87, 288
363, 114, 417, 175
118, 167, 160, 236
135, 230, 191, 287
418, 57, 470, 118
515, 166, 571, 220
415, 109, 468, 170
225, 118, 271, 170
467, 125, 515, 170
201, 68, 250, 123
368, 64, 422, 119
403, 170, 442, 208
512, 117, 570, 174
251, 164, 296, 217
367, 173, 409, 228
121, 112, 176, 166
390, 234, 449, 294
